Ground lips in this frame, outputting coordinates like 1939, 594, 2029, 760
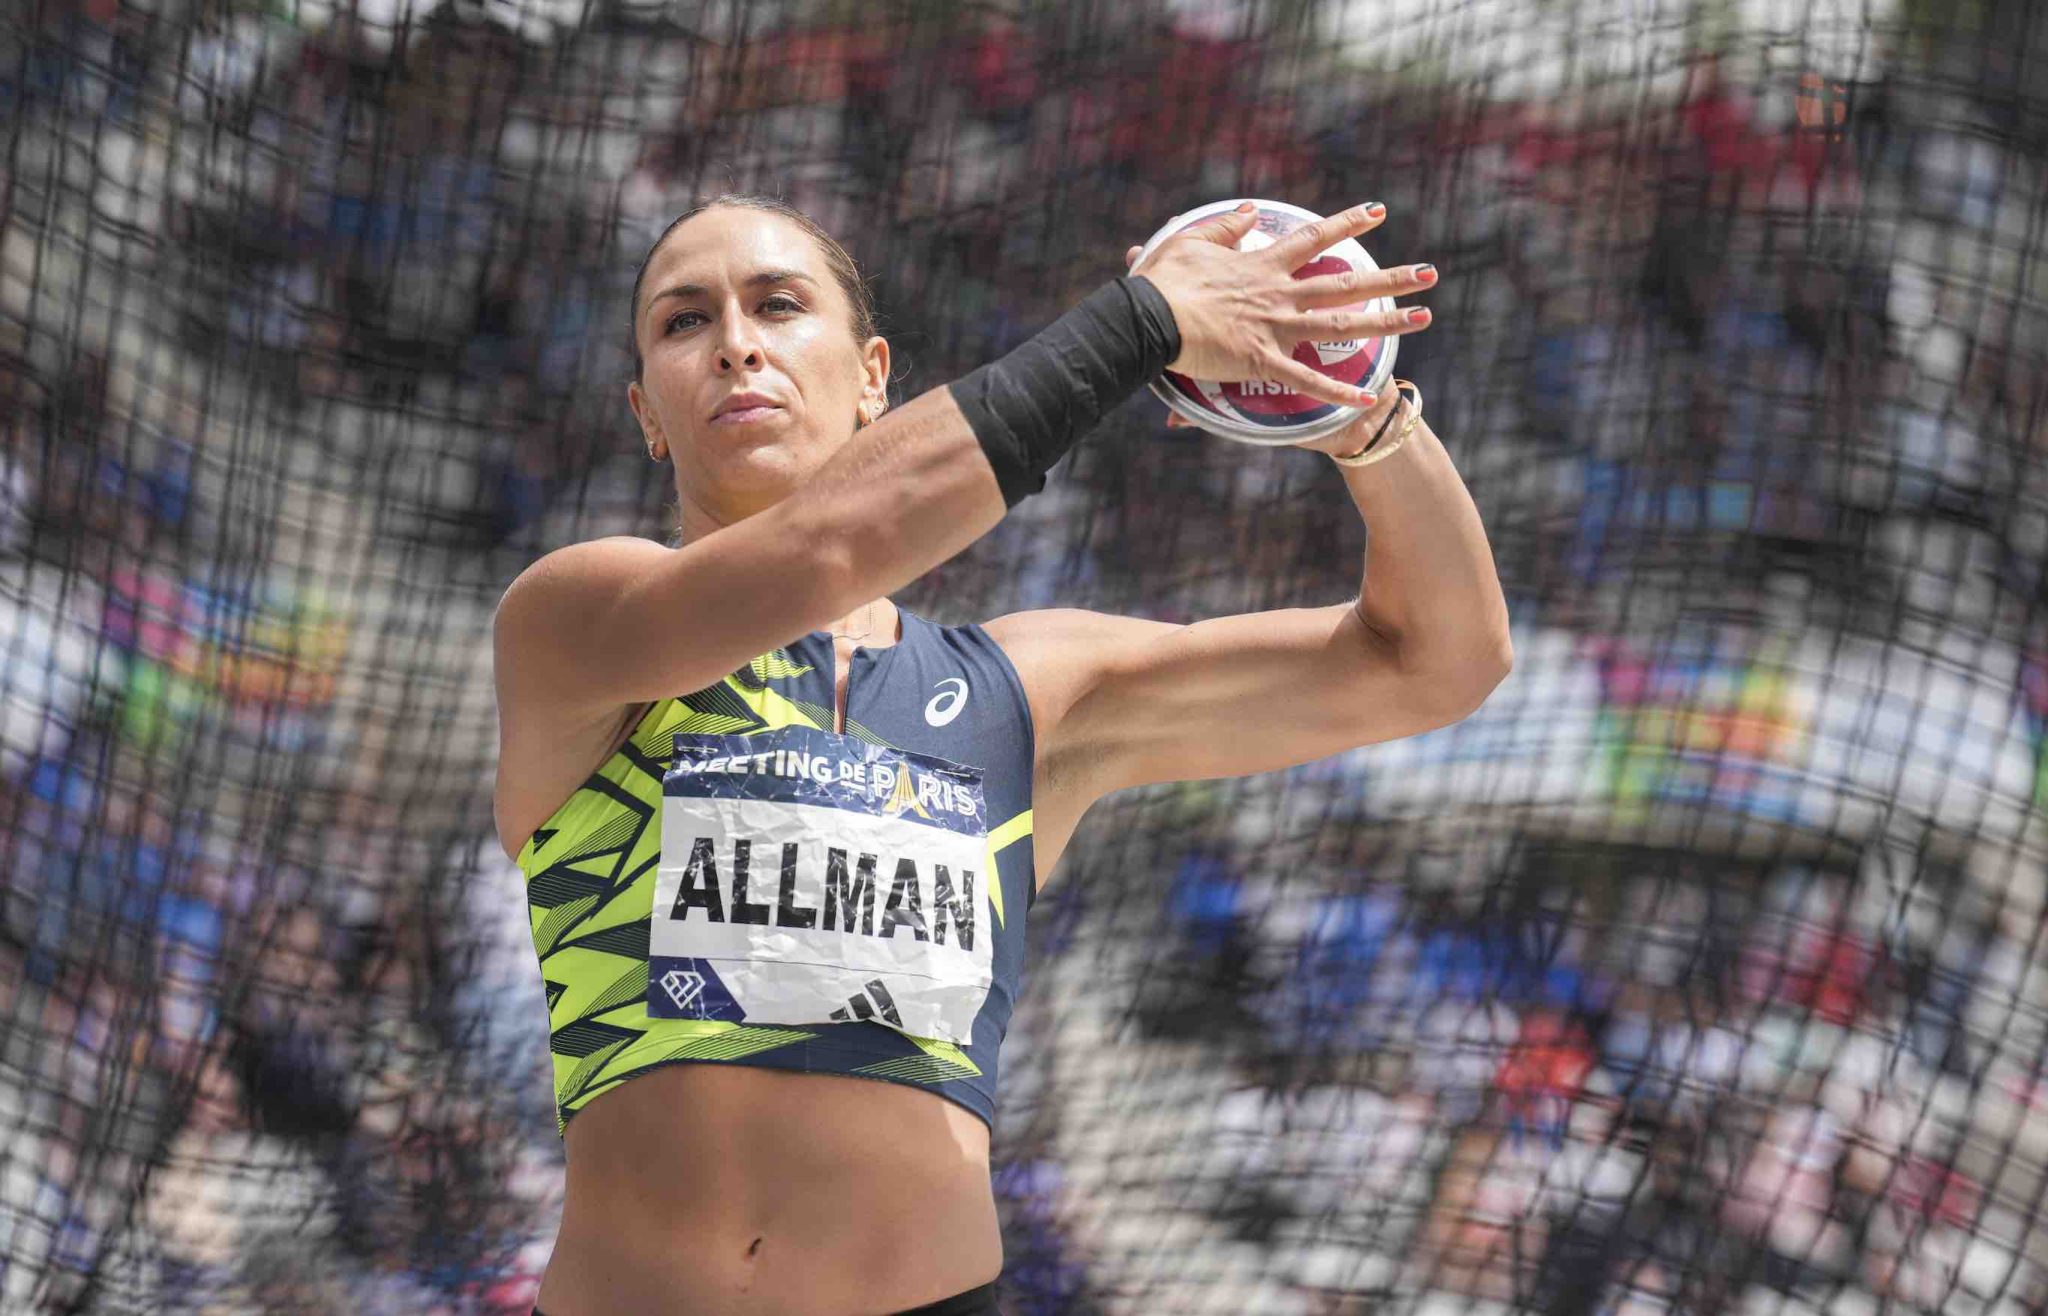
712, 393, 781, 420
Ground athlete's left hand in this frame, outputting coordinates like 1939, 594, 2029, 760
1123, 219, 1436, 455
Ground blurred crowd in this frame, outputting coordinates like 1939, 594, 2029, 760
1109, 839, 2048, 1314
1, 0, 2045, 1313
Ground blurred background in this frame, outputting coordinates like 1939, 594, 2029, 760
2, 0, 2046, 1312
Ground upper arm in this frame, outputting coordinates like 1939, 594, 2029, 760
495, 387, 1009, 722
493, 519, 845, 719
986, 603, 1510, 808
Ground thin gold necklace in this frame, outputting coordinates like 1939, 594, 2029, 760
829, 600, 876, 643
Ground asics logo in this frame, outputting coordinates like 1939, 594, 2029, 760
924, 677, 969, 727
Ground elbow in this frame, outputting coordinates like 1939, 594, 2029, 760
1469, 637, 1514, 706
1425, 633, 1513, 720
1486, 632, 1515, 682
1469, 630, 1514, 691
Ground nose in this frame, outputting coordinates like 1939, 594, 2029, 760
715, 303, 765, 373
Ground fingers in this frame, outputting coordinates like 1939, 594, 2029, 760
1126, 244, 1143, 270
1296, 304, 1433, 340
1264, 353, 1371, 412
1183, 201, 1260, 247
1266, 202, 1385, 267
1293, 262, 1438, 310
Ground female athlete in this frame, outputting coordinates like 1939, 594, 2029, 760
493, 194, 1510, 1316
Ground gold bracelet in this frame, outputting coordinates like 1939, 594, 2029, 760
1330, 378, 1422, 467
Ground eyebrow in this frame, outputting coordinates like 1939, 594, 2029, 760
646, 269, 817, 314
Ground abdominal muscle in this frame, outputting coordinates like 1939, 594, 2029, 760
534, 1063, 1003, 1316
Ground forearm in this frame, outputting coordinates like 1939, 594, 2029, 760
808, 276, 1179, 609
800, 386, 1009, 610
1339, 400, 1512, 678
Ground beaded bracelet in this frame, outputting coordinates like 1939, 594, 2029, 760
1330, 378, 1422, 468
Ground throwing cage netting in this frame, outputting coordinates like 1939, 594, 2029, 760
4, 0, 2047, 1312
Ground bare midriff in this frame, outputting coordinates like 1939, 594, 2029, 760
533, 1064, 1003, 1316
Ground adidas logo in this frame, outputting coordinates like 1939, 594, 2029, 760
829, 978, 903, 1027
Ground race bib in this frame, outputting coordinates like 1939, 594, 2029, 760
648, 726, 994, 1043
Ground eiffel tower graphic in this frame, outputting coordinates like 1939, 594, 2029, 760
879, 766, 932, 820
829, 978, 904, 1027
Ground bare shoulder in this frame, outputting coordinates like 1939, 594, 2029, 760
494, 536, 671, 859
495, 536, 668, 676
981, 605, 1176, 652
979, 606, 1177, 736
981, 605, 1174, 674
979, 606, 1088, 658
983, 605, 1108, 687
496, 535, 670, 635
979, 608, 1187, 884
981, 606, 1128, 641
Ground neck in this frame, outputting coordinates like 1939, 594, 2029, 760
825, 597, 895, 643
665, 481, 892, 643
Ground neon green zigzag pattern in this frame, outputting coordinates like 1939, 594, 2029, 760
519, 650, 1031, 1130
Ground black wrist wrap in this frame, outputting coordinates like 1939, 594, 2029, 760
948, 275, 1181, 507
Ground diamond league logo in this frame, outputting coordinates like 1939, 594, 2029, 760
659, 966, 706, 1014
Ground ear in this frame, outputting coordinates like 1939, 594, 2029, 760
628, 380, 668, 461
858, 335, 891, 421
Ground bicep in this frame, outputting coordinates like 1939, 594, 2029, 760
493, 523, 843, 717
1013, 604, 1499, 805
497, 389, 1010, 718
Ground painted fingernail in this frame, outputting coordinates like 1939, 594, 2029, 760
1415, 264, 1438, 282
1237, 201, 1257, 213
1359, 390, 1378, 406
1365, 202, 1386, 219
1407, 306, 1432, 324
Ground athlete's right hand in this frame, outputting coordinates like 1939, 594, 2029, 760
1127, 201, 1403, 411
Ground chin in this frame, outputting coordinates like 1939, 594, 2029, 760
700, 412, 800, 459
696, 424, 831, 497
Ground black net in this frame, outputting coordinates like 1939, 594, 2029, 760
4, 0, 2047, 1312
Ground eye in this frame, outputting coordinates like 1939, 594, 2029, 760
662, 296, 801, 335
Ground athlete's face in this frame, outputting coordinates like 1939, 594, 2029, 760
628, 208, 888, 519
